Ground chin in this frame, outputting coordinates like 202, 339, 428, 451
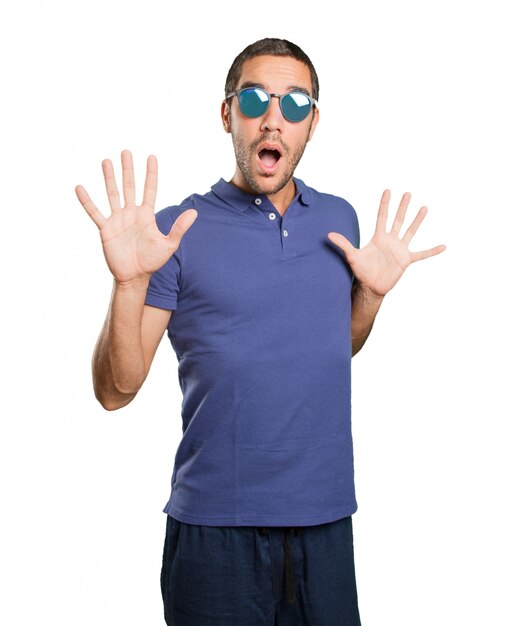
253, 171, 293, 196
255, 178, 282, 194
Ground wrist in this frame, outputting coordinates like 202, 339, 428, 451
114, 275, 151, 293
352, 283, 385, 308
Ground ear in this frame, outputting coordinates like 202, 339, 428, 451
307, 106, 320, 142
221, 100, 232, 133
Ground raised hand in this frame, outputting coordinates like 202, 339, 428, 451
75, 150, 197, 284
327, 190, 446, 297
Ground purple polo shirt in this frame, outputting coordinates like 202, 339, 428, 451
146, 177, 360, 526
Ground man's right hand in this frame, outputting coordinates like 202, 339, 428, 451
75, 150, 197, 284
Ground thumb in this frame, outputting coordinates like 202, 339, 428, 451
167, 209, 198, 247
327, 232, 357, 258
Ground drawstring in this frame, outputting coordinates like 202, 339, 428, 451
284, 528, 296, 604
259, 527, 302, 605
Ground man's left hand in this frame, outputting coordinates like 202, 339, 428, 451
327, 189, 446, 297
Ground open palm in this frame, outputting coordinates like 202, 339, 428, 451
75, 150, 197, 283
328, 190, 446, 297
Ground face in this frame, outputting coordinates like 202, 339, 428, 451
222, 55, 320, 197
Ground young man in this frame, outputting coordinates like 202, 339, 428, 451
76, 38, 444, 626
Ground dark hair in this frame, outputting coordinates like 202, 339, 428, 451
224, 38, 319, 101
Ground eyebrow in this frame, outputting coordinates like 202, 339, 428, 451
238, 81, 311, 97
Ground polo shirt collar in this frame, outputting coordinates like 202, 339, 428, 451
211, 177, 310, 213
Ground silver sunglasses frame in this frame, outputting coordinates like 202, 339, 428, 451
226, 87, 318, 122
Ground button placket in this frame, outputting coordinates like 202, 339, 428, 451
252, 197, 297, 256
280, 221, 292, 253
253, 197, 281, 232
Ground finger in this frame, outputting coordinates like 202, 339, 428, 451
411, 244, 447, 263
167, 209, 199, 249
121, 149, 136, 206
75, 185, 106, 229
402, 205, 428, 245
327, 232, 358, 263
102, 158, 121, 212
391, 191, 411, 235
376, 189, 391, 233
142, 154, 158, 209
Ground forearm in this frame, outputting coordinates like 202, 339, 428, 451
350, 283, 384, 357
92, 276, 151, 410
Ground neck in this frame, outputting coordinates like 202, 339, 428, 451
266, 179, 295, 216
229, 172, 296, 216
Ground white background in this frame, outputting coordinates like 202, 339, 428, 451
2, 0, 531, 624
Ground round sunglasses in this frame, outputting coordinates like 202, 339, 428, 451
226, 87, 318, 123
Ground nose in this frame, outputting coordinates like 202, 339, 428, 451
260, 95, 283, 132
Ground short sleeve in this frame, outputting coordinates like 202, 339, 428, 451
349, 203, 360, 249
145, 206, 185, 311
345, 201, 360, 286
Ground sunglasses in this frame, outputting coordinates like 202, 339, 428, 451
226, 87, 318, 123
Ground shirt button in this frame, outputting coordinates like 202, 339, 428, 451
283, 229, 288, 237
255, 198, 262, 205
268, 212, 276, 220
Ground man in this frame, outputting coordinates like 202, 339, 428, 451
76, 38, 445, 626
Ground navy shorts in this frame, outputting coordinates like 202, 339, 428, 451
160, 514, 362, 626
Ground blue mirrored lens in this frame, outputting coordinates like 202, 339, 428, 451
238, 88, 270, 117
281, 92, 312, 122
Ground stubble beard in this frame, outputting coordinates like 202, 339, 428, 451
231, 127, 312, 196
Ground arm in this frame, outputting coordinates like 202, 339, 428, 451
327, 190, 446, 358
76, 150, 197, 410
350, 283, 384, 358
92, 281, 171, 410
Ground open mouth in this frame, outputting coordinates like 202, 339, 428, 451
258, 148, 282, 168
